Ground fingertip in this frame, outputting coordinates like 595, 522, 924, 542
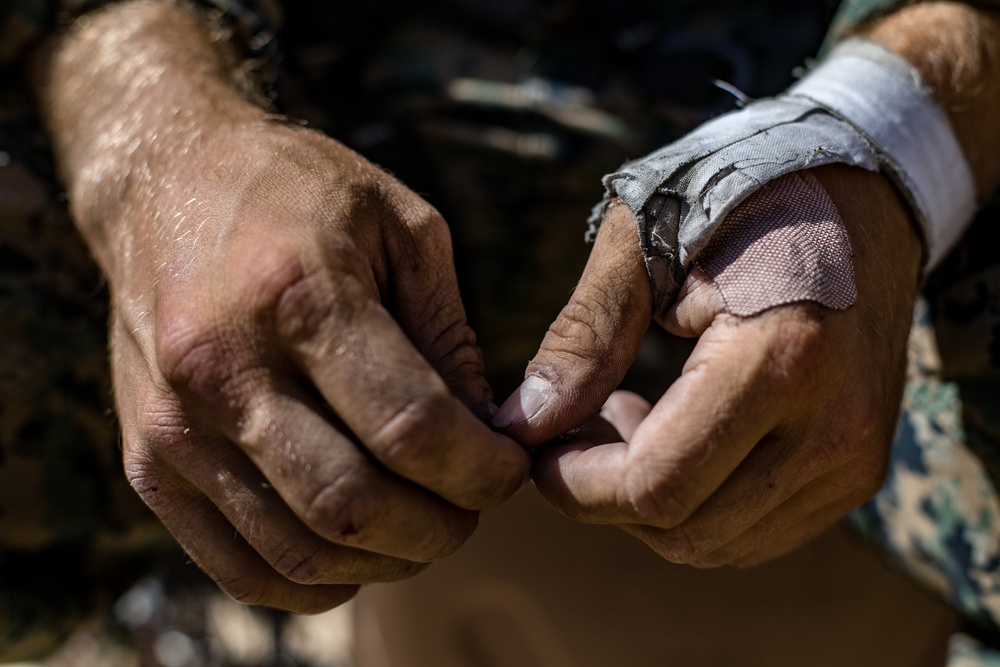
470, 433, 533, 510
530, 440, 592, 504
438, 409, 533, 511
530, 439, 631, 523
493, 373, 601, 447
491, 375, 552, 429
494, 370, 627, 446
280, 584, 362, 615
601, 390, 652, 441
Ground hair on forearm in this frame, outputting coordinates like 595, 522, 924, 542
864, 2, 1000, 199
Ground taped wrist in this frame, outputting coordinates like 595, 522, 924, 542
589, 38, 975, 317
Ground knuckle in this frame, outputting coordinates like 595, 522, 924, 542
380, 198, 452, 264
540, 299, 607, 366
811, 409, 882, 475
811, 427, 861, 472
271, 270, 332, 344
408, 207, 450, 244
127, 388, 213, 470
384, 560, 430, 582
690, 551, 738, 569
846, 456, 889, 501
637, 523, 707, 565
428, 510, 479, 558
122, 417, 189, 498
122, 456, 167, 502
660, 525, 710, 564
690, 533, 769, 569
153, 319, 259, 414
154, 311, 227, 393
623, 465, 701, 530
215, 574, 269, 607
858, 472, 886, 502
422, 313, 482, 371
552, 294, 603, 343
757, 314, 833, 396
246, 244, 313, 318
435, 329, 488, 391
840, 393, 888, 450
301, 470, 374, 547
270, 541, 325, 585
543, 285, 639, 366
370, 392, 454, 473
270, 249, 373, 349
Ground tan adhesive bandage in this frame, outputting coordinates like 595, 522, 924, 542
589, 39, 974, 316
695, 170, 856, 317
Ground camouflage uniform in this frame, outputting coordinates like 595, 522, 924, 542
846, 198, 1000, 665
2, 0, 1000, 663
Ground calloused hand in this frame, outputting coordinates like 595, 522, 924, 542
112, 123, 530, 611
44, 2, 530, 613
495, 165, 921, 567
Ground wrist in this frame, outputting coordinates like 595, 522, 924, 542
42, 0, 267, 274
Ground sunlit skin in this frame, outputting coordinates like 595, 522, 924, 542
40, 0, 1000, 610
501, 2, 1000, 567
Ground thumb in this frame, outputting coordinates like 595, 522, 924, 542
493, 203, 653, 445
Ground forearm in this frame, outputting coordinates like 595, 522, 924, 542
864, 2, 1000, 199
41, 0, 266, 278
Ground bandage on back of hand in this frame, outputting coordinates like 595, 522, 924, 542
696, 170, 857, 317
590, 38, 975, 316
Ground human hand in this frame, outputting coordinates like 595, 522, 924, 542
494, 165, 921, 566
43, 2, 529, 612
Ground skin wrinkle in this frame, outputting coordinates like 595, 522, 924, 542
421, 320, 487, 396
45, 3, 992, 612
43, 0, 530, 596
525, 160, 923, 566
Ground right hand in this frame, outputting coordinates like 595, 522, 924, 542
101, 118, 530, 612
498, 166, 921, 567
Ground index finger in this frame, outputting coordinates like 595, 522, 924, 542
532, 308, 820, 528
275, 251, 531, 511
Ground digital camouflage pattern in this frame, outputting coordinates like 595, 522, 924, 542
846, 202, 1000, 665
4, 0, 1000, 662
849, 298, 1000, 646
950, 633, 1000, 667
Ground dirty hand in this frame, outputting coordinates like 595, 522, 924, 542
495, 165, 921, 566
43, 2, 529, 612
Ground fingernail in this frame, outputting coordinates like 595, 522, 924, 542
492, 375, 551, 428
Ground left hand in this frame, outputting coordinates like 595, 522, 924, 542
494, 165, 922, 567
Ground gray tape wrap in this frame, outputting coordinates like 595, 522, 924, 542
588, 97, 879, 315
589, 38, 974, 316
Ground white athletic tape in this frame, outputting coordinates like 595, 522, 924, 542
790, 39, 976, 269
589, 38, 975, 313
